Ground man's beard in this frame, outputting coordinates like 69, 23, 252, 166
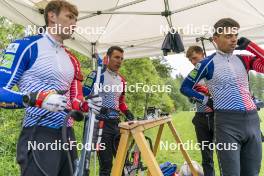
60, 33, 73, 40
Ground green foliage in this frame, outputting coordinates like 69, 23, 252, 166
166, 78, 192, 111
249, 72, 264, 99
0, 17, 24, 50
120, 58, 175, 116
151, 57, 173, 79
0, 109, 23, 175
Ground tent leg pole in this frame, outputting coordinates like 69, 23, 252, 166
92, 42, 96, 70
201, 39, 207, 57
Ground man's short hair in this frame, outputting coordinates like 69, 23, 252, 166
107, 46, 124, 57
44, 0, 78, 25
186, 46, 203, 60
213, 18, 240, 36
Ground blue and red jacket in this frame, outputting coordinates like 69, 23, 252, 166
0, 32, 85, 128
83, 68, 128, 119
180, 41, 264, 112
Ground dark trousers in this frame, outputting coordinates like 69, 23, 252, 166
97, 119, 120, 176
214, 111, 262, 176
16, 126, 77, 176
192, 112, 215, 176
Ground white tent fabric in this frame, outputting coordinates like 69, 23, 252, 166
0, 0, 264, 59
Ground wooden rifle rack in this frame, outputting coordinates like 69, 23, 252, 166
111, 116, 199, 176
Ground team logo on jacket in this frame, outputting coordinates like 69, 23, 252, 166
6, 43, 19, 53
89, 72, 96, 78
0, 54, 15, 69
189, 69, 198, 79
195, 63, 201, 70
85, 78, 94, 87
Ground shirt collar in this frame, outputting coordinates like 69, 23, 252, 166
44, 31, 63, 48
216, 49, 233, 58
107, 68, 118, 77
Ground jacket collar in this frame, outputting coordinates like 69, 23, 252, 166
44, 31, 63, 48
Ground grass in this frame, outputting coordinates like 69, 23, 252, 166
145, 111, 220, 174
151, 111, 264, 175
0, 109, 263, 175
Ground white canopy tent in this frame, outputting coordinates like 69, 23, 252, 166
0, 0, 264, 59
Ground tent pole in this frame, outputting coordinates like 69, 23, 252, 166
2, 0, 35, 25
92, 42, 96, 70
78, 0, 217, 21
201, 38, 207, 57
171, 0, 217, 14
243, 0, 264, 19
80, 0, 146, 14
78, 0, 146, 20
79, 11, 160, 20
8, 0, 39, 13
163, 0, 173, 28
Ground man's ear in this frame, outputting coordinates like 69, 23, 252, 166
48, 11, 56, 25
213, 35, 218, 43
103, 55, 109, 65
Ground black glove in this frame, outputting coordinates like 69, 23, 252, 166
206, 97, 214, 110
188, 97, 196, 104
124, 110, 134, 121
236, 37, 251, 50
68, 110, 84, 122
253, 97, 264, 111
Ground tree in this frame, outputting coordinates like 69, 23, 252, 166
255, 73, 264, 99
120, 58, 175, 116
249, 71, 264, 99
0, 17, 24, 50
166, 77, 192, 111
151, 57, 173, 79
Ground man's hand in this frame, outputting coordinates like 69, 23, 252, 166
252, 96, 264, 111
124, 110, 134, 121
188, 97, 196, 104
236, 37, 251, 50
206, 97, 214, 110
23, 90, 67, 112
194, 84, 210, 96
87, 95, 102, 115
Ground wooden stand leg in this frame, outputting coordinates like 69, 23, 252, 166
153, 124, 164, 155
167, 121, 198, 176
111, 130, 132, 176
112, 117, 198, 176
132, 131, 163, 176
147, 124, 164, 176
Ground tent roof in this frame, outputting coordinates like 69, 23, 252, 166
0, 0, 264, 58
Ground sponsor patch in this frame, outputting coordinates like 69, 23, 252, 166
89, 72, 96, 79
0, 54, 15, 69
0, 68, 12, 74
0, 102, 18, 108
195, 63, 201, 70
85, 78, 94, 87
189, 69, 198, 79
5, 43, 19, 53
